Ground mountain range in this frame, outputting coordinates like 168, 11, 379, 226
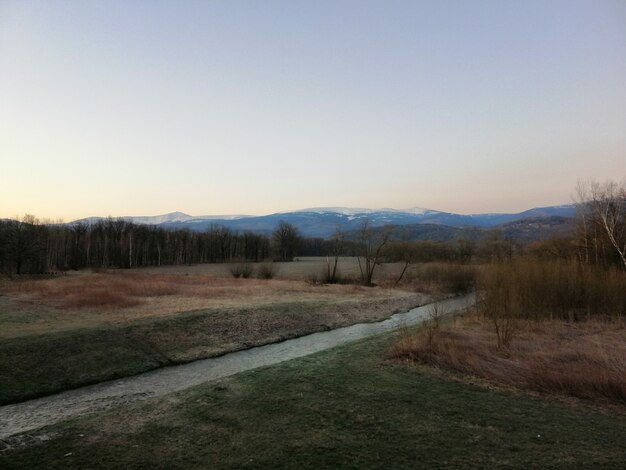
72, 205, 577, 239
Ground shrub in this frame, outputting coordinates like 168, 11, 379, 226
304, 273, 321, 285
478, 264, 523, 348
320, 268, 342, 284
228, 262, 254, 279
256, 261, 277, 279
409, 263, 477, 294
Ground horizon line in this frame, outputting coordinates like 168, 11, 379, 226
2, 202, 576, 224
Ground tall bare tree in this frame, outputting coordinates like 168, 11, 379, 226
324, 228, 344, 283
576, 179, 626, 269
355, 220, 392, 286
272, 221, 300, 262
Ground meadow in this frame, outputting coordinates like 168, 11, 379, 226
2, 254, 625, 468
0, 257, 439, 404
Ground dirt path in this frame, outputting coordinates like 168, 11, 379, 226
0, 294, 475, 439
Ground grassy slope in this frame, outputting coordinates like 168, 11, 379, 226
0, 297, 417, 405
2, 332, 625, 469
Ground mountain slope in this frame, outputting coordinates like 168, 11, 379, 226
71, 205, 577, 238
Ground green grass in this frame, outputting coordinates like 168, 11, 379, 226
2, 332, 625, 469
0, 297, 415, 405
1, 325, 168, 405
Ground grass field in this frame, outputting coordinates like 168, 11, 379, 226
0, 259, 435, 404
132, 256, 373, 279
1, 331, 625, 469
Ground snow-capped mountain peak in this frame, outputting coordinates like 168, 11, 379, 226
129, 212, 194, 224
292, 207, 435, 216
70, 204, 576, 238
294, 207, 379, 216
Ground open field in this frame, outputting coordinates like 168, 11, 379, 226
391, 315, 626, 408
1, 269, 417, 337
5, 256, 623, 467
133, 256, 373, 279
0, 259, 438, 404
2, 331, 625, 468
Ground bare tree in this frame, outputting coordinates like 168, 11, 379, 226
575, 181, 591, 264
577, 179, 626, 269
324, 228, 343, 283
384, 241, 416, 287
272, 221, 300, 261
355, 220, 392, 286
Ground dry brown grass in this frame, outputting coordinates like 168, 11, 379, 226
0, 269, 425, 338
2, 272, 387, 309
391, 317, 626, 407
5, 272, 240, 308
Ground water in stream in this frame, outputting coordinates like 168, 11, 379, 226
0, 293, 475, 439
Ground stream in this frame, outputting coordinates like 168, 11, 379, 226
0, 293, 475, 439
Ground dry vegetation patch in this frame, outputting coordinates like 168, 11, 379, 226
4, 273, 259, 309
378, 262, 478, 295
0, 269, 426, 339
391, 316, 626, 407
478, 259, 626, 320
3, 271, 398, 310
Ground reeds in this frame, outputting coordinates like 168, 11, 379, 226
477, 259, 626, 321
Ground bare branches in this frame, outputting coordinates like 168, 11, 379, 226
355, 220, 392, 286
324, 229, 343, 283
577, 179, 626, 269
272, 222, 300, 262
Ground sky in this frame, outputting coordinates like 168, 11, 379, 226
1, 0, 625, 221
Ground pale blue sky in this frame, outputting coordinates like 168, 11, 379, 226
1, 0, 625, 220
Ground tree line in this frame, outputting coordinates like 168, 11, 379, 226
0, 217, 548, 277
0, 218, 279, 274
0, 215, 509, 276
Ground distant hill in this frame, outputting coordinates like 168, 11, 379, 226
496, 216, 576, 242
341, 216, 575, 244
368, 224, 484, 243
71, 205, 577, 239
